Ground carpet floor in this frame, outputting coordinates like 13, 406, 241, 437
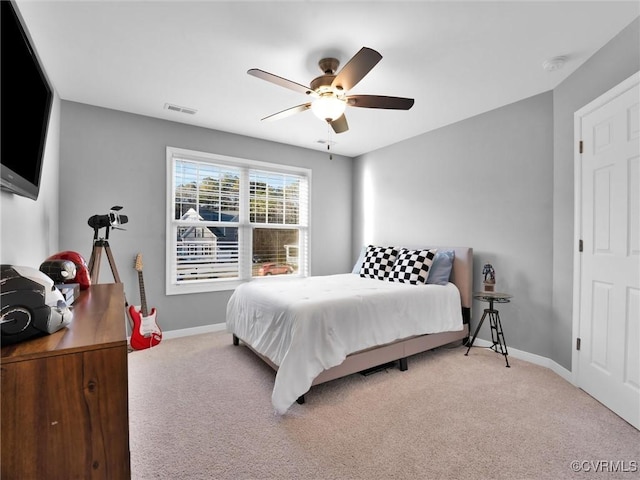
128, 332, 639, 480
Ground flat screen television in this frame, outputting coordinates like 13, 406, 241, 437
1, 0, 54, 201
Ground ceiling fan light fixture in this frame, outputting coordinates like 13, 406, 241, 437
311, 94, 347, 122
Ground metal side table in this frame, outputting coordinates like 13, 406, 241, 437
465, 292, 512, 367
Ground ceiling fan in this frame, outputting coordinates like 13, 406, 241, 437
247, 47, 414, 134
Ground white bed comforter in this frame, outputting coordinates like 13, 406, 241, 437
226, 273, 463, 414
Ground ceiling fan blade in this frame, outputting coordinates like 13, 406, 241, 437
347, 95, 414, 110
330, 114, 349, 134
248, 69, 316, 97
261, 103, 311, 122
331, 47, 382, 92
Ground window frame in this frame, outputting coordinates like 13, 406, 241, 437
166, 146, 311, 295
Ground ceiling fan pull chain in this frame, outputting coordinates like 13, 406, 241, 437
327, 122, 333, 160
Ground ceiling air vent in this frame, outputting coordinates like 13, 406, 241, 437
164, 103, 197, 115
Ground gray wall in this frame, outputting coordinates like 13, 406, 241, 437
59, 102, 353, 331
352, 17, 639, 370
352, 92, 555, 358
551, 17, 640, 369
1, 95, 61, 266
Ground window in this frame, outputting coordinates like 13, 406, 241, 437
166, 147, 310, 294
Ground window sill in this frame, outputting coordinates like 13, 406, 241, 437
166, 279, 243, 295
166, 273, 305, 295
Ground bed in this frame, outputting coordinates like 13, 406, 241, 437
226, 246, 472, 414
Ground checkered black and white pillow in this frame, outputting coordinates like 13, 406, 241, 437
359, 245, 398, 280
388, 248, 438, 284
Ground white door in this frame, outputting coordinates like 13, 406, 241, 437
574, 72, 639, 429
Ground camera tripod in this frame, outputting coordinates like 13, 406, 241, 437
88, 226, 122, 284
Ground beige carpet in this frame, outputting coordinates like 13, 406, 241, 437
128, 332, 639, 480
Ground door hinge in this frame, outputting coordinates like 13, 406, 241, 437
579, 140, 583, 154
579, 239, 583, 252
576, 338, 581, 350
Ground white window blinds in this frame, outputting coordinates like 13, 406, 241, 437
167, 147, 310, 294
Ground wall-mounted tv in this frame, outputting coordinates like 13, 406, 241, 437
1, 0, 54, 201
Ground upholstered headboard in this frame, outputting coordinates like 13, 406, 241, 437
446, 247, 473, 310
429, 246, 473, 324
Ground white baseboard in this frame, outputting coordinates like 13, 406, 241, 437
472, 338, 573, 384
161, 322, 227, 340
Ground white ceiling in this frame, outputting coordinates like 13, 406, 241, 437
16, 1, 639, 157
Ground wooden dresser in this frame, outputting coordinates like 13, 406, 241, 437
1, 283, 131, 479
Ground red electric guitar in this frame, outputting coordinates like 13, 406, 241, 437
129, 253, 162, 350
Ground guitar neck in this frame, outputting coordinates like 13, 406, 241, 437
138, 270, 148, 317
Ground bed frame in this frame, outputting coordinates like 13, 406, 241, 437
232, 246, 473, 404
